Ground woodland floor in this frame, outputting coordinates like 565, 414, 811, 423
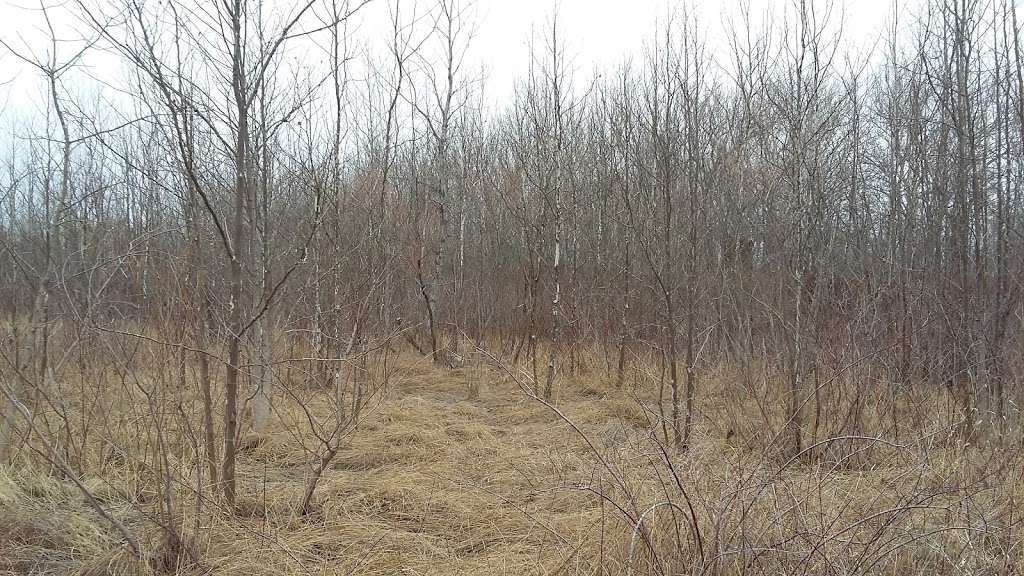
1, 352, 1021, 575
216, 357, 656, 575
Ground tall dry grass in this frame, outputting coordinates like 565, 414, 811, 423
1, 342, 1022, 575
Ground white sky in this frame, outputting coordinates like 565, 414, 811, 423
472, 0, 897, 103
0, 0, 904, 124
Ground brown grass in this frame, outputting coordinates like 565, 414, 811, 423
1, 349, 1022, 575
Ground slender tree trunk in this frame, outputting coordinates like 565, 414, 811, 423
544, 203, 562, 401
222, 0, 248, 506
253, 316, 273, 433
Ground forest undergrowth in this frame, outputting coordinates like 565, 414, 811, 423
2, 345, 1020, 576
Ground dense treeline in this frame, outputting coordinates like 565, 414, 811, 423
0, 0, 1022, 536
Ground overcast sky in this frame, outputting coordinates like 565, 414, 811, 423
469, 0, 897, 103
0, 0, 904, 123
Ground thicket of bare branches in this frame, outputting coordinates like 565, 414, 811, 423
0, 0, 1022, 573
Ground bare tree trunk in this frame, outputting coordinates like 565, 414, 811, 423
616, 245, 631, 389
198, 313, 218, 491
544, 208, 561, 401
253, 317, 273, 433
222, 0, 249, 507
252, 77, 274, 434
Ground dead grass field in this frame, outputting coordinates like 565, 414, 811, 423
2, 351, 1022, 575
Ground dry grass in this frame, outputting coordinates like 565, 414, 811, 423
2, 349, 1023, 575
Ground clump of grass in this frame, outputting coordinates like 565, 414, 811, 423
0, 466, 124, 574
